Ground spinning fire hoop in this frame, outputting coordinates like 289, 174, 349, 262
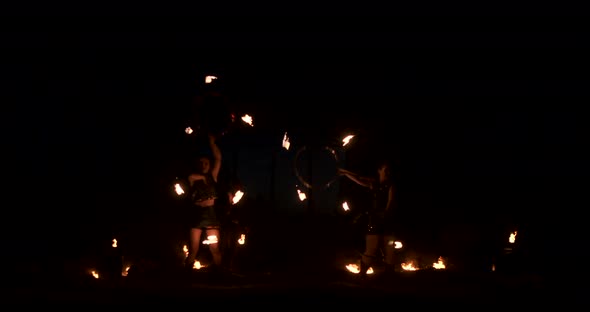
293, 145, 344, 190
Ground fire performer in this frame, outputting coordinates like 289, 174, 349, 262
184, 132, 224, 271
337, 159, 399, 277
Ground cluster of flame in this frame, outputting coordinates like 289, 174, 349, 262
181, 101, 355, 203
89, 238, 131, 279
345, 256, 446, 274
180, 232, 246, 270
344, 230, 520, 274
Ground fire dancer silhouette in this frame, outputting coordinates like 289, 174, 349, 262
337, 159, 399, 278
184, 132, 224, 272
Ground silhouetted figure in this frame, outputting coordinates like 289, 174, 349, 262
338, 159, 399, 277
184, 133, 224, 271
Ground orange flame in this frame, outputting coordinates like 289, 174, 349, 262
342, 135, 354, 146
202, 235, 218, 245
297, 189, 306, 201
432, 257, 446, 269
387, 240, 403, 249
193, 260, 205, 270
401, 261, 419, 271
205, 75, 217, 84
282, 132, 291, 150
174, 183, 185, 195
342, 202, 350, 211
345, 263, 374, 274
241, 114, 253, 126
509, 231, 517, 244
232, 190, 244, 204
91, 270, 99, 279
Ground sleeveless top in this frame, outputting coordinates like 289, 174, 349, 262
190, 174, 218, 203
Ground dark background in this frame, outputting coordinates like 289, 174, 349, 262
2, 16, 589, 275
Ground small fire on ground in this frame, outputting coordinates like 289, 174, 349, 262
401, 256, 447, 271
345, 263, 374, 274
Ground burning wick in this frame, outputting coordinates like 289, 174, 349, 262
342, 134, 354, 147
241, 114, 253, 126
174, 183, 185, 195
297, 189, 306, 201
122, 266, 131, 277
183, 245, 189, 258
509, 231, 517, 244
342, 202, 350, 211
202, 235, 218, 245
432, 257, 446, 269
232, 190, 244, 204
345, 263, 374, 274
282, 132, 291, 150
112, 239, 117, 248
193, 260, 204, 270
91, 270, 99, 279
388, 240, 403, 249
401, 261, 419, 271
185, 127, 193, 134
205, 75, 217, 84
238, 234, 246, 245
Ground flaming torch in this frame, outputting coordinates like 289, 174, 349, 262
90, 270, 99, 279
202, 235, 219, 245
387, 240, 403, 249
342, 134, 354, 147
282, 132, 291, 150
205, 75, 217, 84
175, 183, 185, 196
232, 190, 244, 205
122, 265, 131, 277
241, 114, 253, 127
504, 230, 518, 255
342, 201, 350, 212
509, 231, 517, 244
297, 188, 307, 201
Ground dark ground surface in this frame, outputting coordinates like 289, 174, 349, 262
2, 266, 584, 308
3, 216, 586, 309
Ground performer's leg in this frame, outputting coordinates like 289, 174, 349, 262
186, 228, 202, 268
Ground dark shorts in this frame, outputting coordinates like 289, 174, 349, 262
189, 206, 221, 229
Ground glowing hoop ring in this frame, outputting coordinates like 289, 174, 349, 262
294, 145, 342, 190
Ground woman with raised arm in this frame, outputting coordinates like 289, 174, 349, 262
184, 133, 224, 271
338, 159, 399, 277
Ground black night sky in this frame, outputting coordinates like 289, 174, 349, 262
2, 20, 590, 278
